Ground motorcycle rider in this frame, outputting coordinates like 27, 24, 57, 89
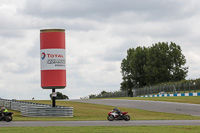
1, 107, 8, 117
113, 107, 122, 119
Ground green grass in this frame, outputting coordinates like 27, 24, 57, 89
11, 100, 200, 121
1, 126, 200, 133
109, 96, 200, 104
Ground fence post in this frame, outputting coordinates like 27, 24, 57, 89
150, 87, 151, 95
177, 83, 179, 93
170, 84, 172, 94
173, 83, 176, 94
162, 85, 164, 92
146, 87, 147, 95
166, 84, 168, 94
159, 85, 161, 93
189, 82, 191, 93
184, 83, 185, 93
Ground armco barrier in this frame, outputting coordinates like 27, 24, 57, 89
21, 106, 73, 117
0, 98, 73, 117
140, 92, 200, 98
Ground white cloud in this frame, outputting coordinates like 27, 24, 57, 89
0, 0, 200, 100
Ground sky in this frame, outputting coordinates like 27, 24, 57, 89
0, 0, 200, 100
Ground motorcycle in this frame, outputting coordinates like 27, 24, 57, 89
0, 112, 13, 122
107, 110, 130, 121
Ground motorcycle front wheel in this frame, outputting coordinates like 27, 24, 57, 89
107, 115, 114, 121
123, 115, 130, 121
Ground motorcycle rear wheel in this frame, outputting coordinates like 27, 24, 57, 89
107, 115, 114, 121
5, 116, 12, 122
124, 115, 130, 121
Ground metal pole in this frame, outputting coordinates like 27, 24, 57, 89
189, 82, 190, 93
173, 83, 175, 94
163, 85, 164, 92
184, 83, 185, 93
52, 88, 56, 107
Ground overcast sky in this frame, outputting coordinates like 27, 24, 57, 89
0, 0, 200, 100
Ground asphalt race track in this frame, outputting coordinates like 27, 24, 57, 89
1, 120, 200, 127
70, 99, 200, 116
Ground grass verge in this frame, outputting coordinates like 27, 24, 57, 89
0, 126, 200, 133
11, 100, 200, 121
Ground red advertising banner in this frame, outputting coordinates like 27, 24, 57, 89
40, 29, 66, 89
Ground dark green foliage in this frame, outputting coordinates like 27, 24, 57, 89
121, 42, 188, 96
88, 90, 128, 98
50, 92, 69, 99
101, 90, 107, 95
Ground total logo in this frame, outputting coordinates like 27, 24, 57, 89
41, 52, 46, 60
47, 54, 64, 58
41, 52, 64, 60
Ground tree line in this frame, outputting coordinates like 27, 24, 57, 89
120, 42, 188, 96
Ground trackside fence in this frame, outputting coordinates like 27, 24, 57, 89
0, 98, 73, 117
135, 80, 200, 96
84, 80, 200, 98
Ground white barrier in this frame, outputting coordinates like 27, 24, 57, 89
0, 99, 73, 117
140, 92, 200, 98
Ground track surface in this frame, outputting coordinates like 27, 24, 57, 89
1, 120, 200, 127
70, 99, 200, 116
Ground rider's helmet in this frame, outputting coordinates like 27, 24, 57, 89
114, 107, 118, 111
1, 107, 5, 111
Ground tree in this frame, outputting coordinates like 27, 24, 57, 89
50, 92, 69, 99
121, 46, 147, 94
101, 90, 107, 95
144, 42, 188, 85
120, 42, 188, 96
144, 42, 171, 85
168, 42, 188, 81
